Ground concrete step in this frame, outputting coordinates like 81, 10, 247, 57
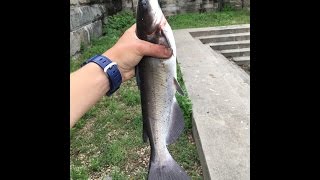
199, 32, 250, 44
219, 48, 250, 58
209, 40, 250, 51
190, 27, 249, 37
231, 56, 250, 66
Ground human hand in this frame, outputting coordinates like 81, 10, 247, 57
102, 23, 173, 82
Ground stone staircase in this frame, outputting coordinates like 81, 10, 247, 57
190, 24, 250, 74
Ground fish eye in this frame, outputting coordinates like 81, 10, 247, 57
141, 0, 147, 8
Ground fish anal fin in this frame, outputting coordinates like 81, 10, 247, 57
166, 98, 185, 145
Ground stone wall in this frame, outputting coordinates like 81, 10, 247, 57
229, 0, 250, 9
122, 0, 137, 12
70, 0, 107, 57
243, 0, 250, 10
105, 0, 123, 15
121, 0, 219, 16
121, 0, 250, 16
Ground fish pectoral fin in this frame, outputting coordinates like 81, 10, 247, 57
135, 66, 140, 90
166, 98, 185, 145
143, 120, 149, 143
174, 78, 185, 96
143, 130, 149, 143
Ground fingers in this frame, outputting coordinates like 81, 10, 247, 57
138, 40, 173, 59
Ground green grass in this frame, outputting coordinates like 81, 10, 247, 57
168, 9, 250, 29
71, 9, 249, 180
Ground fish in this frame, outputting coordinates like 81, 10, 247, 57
135, 0, 190, 179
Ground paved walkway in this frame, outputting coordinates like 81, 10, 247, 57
173, 25, 250, 180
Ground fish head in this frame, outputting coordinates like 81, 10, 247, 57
136, 0, 168, 46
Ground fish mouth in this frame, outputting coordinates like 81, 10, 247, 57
146, 15, 171, 48
147, 15, 167, 36
136, 0, 171, 48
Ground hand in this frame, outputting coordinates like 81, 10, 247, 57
102, 23, 173, 82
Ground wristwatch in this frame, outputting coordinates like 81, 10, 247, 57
81, 54, 122, 96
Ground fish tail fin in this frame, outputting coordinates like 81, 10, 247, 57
148, 150, 190, 180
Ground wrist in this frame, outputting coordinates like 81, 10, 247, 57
102, 50, 128, 82
82, 54, 122, 96
78, 62, 110, 95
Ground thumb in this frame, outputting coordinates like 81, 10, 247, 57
138, 40, 173, 59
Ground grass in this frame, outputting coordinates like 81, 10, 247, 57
70, 9, 249, 180
168, 9, 250, 29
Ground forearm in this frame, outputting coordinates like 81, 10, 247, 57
70, 63, 110, 128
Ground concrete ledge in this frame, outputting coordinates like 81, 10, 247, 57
174, 27, 250, 180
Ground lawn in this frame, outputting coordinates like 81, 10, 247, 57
70, 9, 250, 180
167, 9, 250, 29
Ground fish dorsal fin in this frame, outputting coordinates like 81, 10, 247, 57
166, 98, 185, 145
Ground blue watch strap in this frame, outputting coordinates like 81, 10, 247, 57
82, 55, 122, 96
83, 54, 112, 69
105, 62, 122, 96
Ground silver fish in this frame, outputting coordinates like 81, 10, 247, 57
136, 0, 190, 179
